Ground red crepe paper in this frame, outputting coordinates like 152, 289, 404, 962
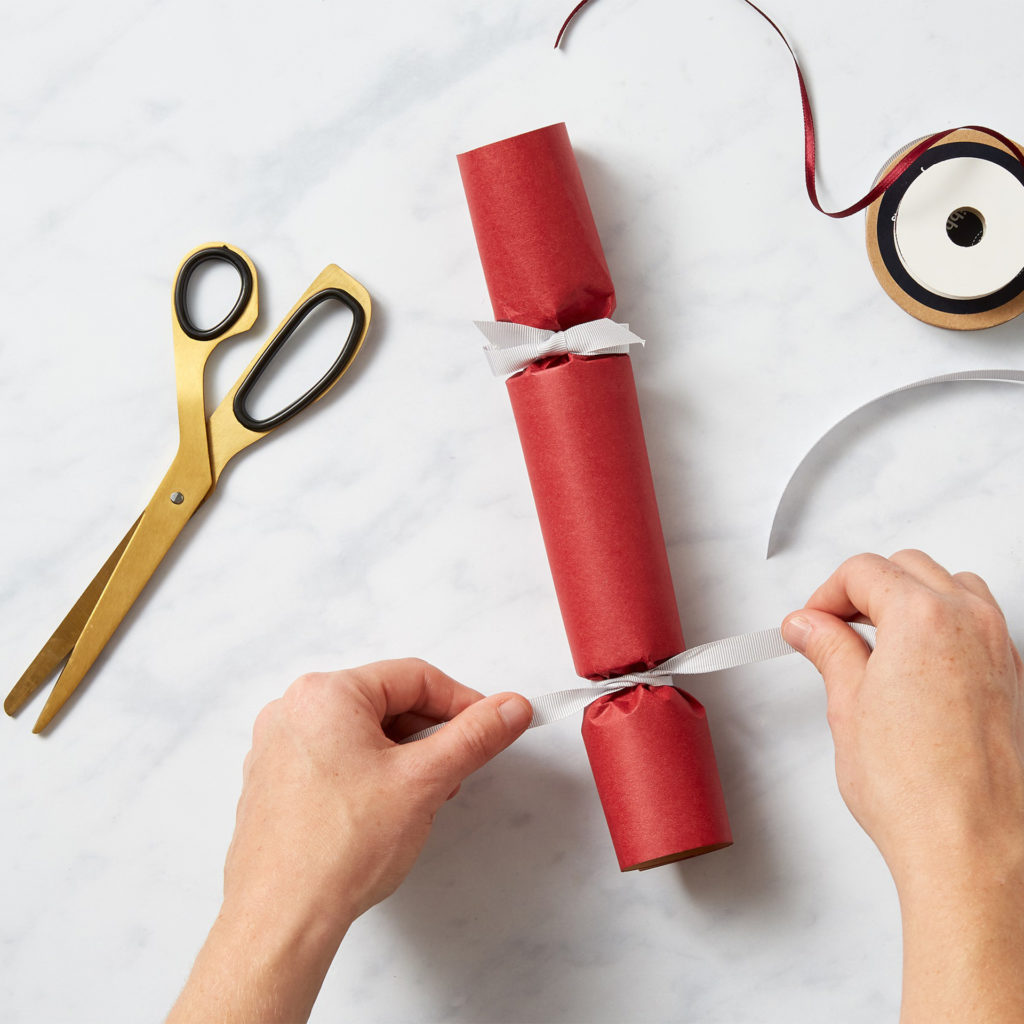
506, 352, 682, 678
458, 123, 614, 331
459, 122, 731, 868
583, 686, 733, 870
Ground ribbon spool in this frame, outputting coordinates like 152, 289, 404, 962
866, 128, 1024, 330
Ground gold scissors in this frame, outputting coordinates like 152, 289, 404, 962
6, 242, 372, 733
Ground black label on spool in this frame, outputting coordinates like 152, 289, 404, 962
876, 142, 1024, 315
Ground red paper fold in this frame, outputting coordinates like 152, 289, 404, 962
583, 686, 733, 870
459, 122, 731, 869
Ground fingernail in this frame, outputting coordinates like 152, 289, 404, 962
498, 696, 532, 731
783, 615, 813, 653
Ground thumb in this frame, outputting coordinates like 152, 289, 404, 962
782, 610, 871, 699
414, 692, 532, 794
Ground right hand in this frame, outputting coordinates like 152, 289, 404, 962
781, 550, 1024, 885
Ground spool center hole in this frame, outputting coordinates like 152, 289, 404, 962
946, 207, 985, 247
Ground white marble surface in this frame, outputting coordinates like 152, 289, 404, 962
4, 1, 1024, 1020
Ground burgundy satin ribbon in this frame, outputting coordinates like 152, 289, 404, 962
554, 0, 1024, 219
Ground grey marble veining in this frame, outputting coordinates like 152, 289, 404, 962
3, 1, 1024, 1020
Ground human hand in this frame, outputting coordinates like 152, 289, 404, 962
226, 659, 532, 934
781, 550, 1024, 1023
781, 550, 1024, 880
167, 660, 531, 1024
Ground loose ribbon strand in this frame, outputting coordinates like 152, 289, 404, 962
768, 370, 1024, 556
554, 0, 1024, 216
404, 622, 876, 741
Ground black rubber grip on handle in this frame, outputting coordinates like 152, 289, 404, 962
174, 246, 254, 341
232, 287, 366, 433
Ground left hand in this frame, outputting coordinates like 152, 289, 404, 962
225, 659, 533, 938
168, 660, 531, 1024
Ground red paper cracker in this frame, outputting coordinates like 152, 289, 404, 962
459, 121, 732, 869
583, 686, 732, 870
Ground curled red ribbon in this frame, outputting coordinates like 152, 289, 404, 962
554, 0, 1024, 218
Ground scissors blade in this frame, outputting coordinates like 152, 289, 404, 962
31, 463, 208, 733
5, 517, 142, 717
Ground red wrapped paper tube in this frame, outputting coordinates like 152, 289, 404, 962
583, 687, 732, 870
459, 122, 732, 869
456, 123, 614, 331
505, 352, 682, 678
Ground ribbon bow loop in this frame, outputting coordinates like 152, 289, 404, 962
476, 318, 646, 377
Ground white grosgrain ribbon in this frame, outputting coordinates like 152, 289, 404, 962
475, 318, 645, 377
404, 622, 876, 741
768, 369, 1024, 556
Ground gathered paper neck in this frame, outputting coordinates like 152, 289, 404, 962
476, 318, 645, 377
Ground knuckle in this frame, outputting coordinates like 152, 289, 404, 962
953, 570, 986, 588
405, 749, 451, 795
841, 552, 877, 573
287, 671, 322, 696
359, 656, 431, 679
809, 627, 846, 668
284, 671, 341, 712
251, 699, 279, 739
839, 552, 890, 584
393, 657, 441, 690
905, 590, 949, 629
399, 749, 446, 793
398, 656, 431, 673
454, 715, 495, 765
855, 551, 887, 568
888, 547, 923, 562
970, 599, 1009, 639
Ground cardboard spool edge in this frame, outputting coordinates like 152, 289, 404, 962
865, 128, 1024, 330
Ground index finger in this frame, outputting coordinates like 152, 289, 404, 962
804, 552, 921, 625
346, 657, 486, 724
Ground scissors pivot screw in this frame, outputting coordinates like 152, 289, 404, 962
170, 492, 184, 505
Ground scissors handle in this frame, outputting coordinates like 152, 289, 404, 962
206, 263, 371, 482
173, 245, 256, 341
232, 285, 367, 432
